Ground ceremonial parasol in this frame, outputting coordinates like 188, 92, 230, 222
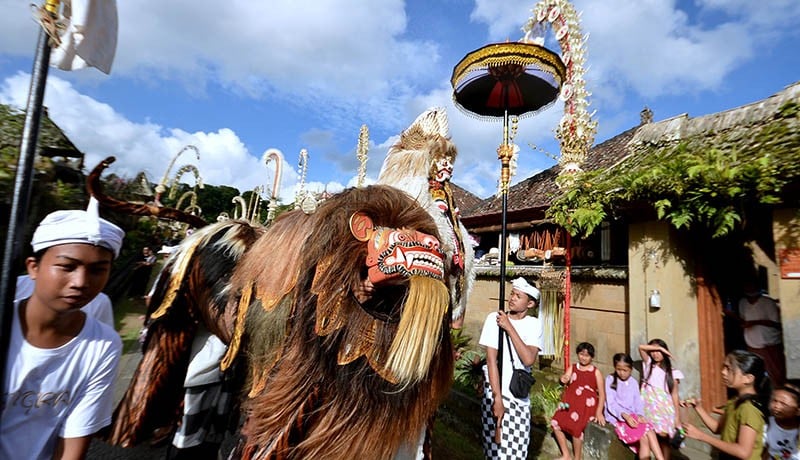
452, 43, 564, 442
451, 41, 565, 313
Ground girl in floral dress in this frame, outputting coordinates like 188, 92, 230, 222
639, 339, 684, 459
604, 353, 664, 460
552, 342, 606, 460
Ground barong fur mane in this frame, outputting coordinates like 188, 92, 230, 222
238, 185, 454, 459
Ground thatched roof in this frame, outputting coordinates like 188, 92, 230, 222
626, 81, 799, 164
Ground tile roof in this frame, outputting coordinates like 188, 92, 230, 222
462, 126, 639, 220
449, 182, 483, 214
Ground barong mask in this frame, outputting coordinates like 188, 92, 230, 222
431, 155, 454, 183
349, 212, 445, 285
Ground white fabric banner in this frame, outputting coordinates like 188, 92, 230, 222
49, 0, 118, 74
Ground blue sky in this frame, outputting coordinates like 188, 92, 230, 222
1, 0, 798, 204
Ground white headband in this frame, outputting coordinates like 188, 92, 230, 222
31, 198, 125, 258
512, 277, 540, 302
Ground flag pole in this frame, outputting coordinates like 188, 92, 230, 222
0, 0, 60, 418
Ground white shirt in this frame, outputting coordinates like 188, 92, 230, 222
739, 295, 782, 348
15, 275, 115, 329
1, 301, 122, 459
479, 312, 542, 403
764, 416, 799, 460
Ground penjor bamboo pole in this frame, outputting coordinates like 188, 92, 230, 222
0, 0, 60, 424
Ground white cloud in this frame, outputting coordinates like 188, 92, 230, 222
0, 73, 296, 201
0, 0, 441, 132
469, 0, 796, 100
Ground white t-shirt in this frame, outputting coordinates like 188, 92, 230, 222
739, 295, 782, 348
479, 312, 542, 403
764, 416, 800, 460
15, 275, 115, 329
0, 300, 122, 460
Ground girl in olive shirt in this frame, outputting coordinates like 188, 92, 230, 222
683, 350, 768, 460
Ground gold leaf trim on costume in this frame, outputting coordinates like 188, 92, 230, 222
248, 367, 268, 398
150, 237, 205, 320
315, 290, 347, 336
221, 281, 253, 371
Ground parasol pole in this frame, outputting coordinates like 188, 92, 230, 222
493, 109, 518, 444
450, 40, 564, 443
0, 0, 60, 423
564, 232, 572, 370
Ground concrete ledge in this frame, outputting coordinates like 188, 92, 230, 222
438, 388, 713, 459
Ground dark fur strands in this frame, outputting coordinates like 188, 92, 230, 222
107, 220, 263, 446
239, 185, 455, 459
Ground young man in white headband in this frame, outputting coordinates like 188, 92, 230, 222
479, 277, 543, 459
1, 200, 125, 459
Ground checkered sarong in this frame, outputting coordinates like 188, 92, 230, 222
481, 382, 530, 459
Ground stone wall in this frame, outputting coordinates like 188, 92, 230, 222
462, 274, 628, 376
773, 208, 800, 379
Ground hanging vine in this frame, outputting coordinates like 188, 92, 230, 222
547, 100, 800, 238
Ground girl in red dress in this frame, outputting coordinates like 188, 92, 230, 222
551, 342, 606, 460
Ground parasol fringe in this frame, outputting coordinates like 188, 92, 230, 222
450, 94, 561, 123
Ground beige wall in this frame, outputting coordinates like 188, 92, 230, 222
462, 275, 628, 376
628, 221, 701, 399
569, 281, 628, 374
773, 208, 800, 379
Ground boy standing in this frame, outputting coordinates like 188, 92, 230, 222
1, 201, 124, 459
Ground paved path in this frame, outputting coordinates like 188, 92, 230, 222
87, 352, 170, 459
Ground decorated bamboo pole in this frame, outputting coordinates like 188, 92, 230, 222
564, 232, 572, 369
0, 0, 60, 418
356, 125, 369, 187
232, 196, 246, 220
167, 164, 203, 201
263, 148, 284, 223
294, 149, 308, 209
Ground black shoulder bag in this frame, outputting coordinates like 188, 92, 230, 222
505, 332, 535, 398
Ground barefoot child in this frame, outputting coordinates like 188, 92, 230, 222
683, 350, 768, 460
640, 339, 684, 459
763, 382, 799, 459
0, 202, 124, 459
605, 353, 664, 460
551, 342, 606, 460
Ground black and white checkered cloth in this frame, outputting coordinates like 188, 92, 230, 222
481, 382, 531, 459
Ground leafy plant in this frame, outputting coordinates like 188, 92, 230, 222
547, 100, 800, 238
530, 381, 563, 431
453, 349, 485, 397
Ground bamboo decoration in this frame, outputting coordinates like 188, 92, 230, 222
262, 149, 284, 223
523, 0, 597, 180
154, 145, 199, 205
167, 164, 204, 201
294, 149, 308, 209
175, 191, 197, 211
356, 124, 369, 187
184, 204, 202, 216
232, 196, 247, 220
246, 186, 262, 223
